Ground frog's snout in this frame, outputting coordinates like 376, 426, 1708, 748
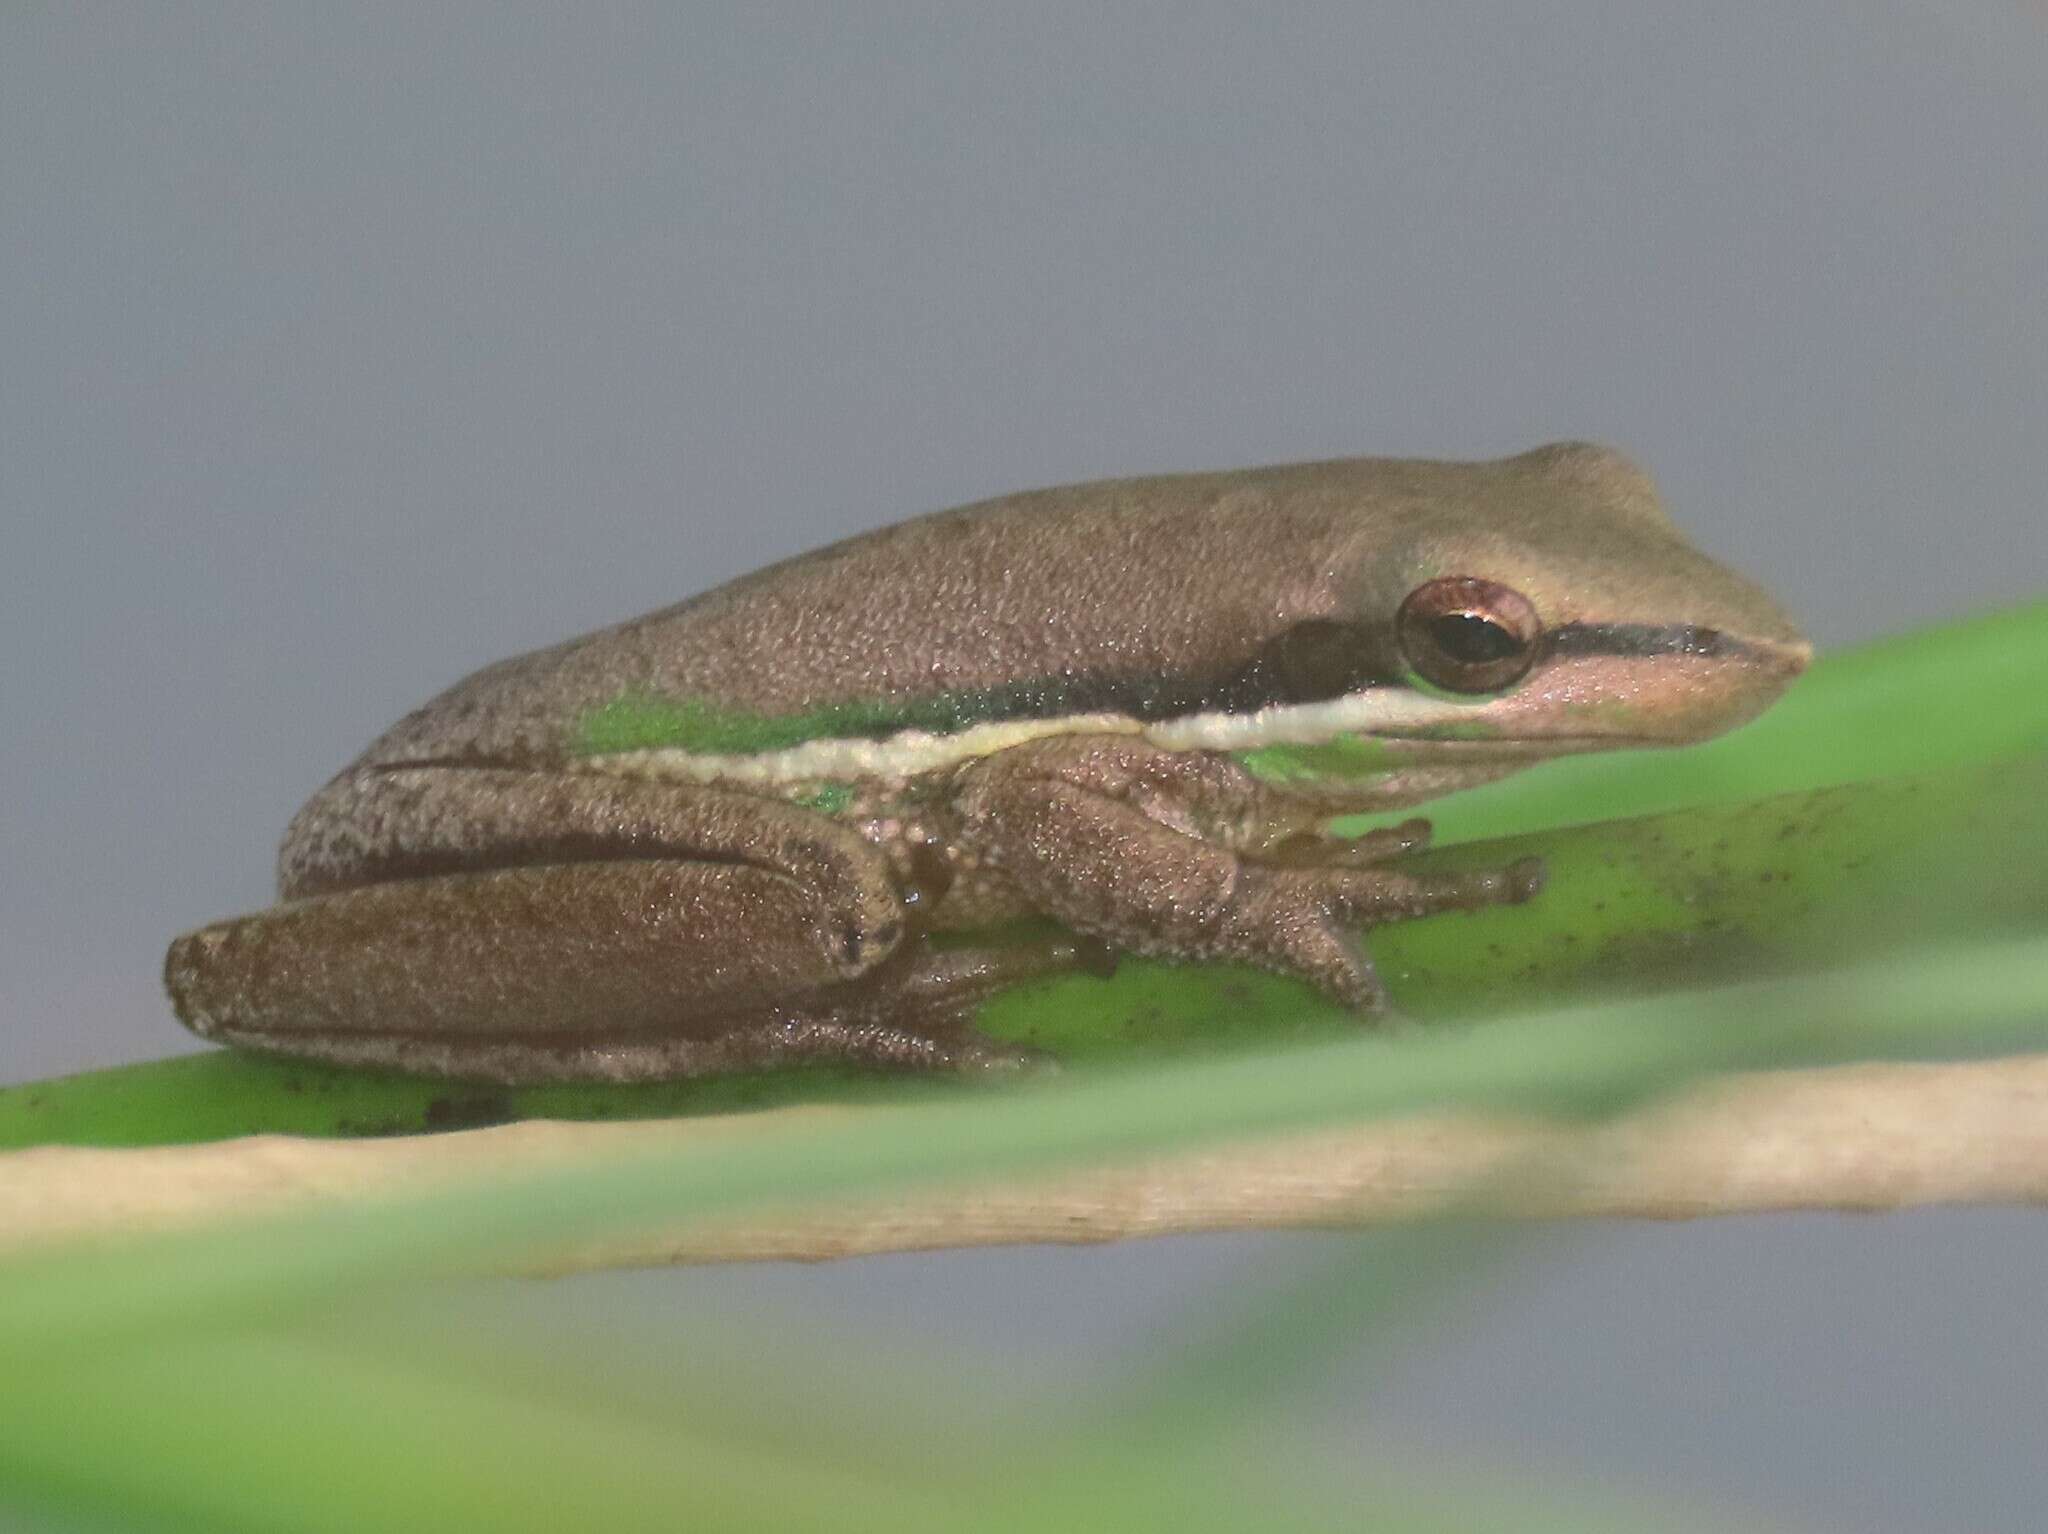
1757, 635, 1814, 679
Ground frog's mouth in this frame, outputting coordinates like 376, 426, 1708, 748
1364, 733, 1669, 757
1389, 625, 1809, 752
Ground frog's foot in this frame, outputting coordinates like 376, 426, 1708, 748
550, 1008, 1055, 1084
1259, 817, 1435, 869
1222, 856, 1546, 1013
408, 932, 1085, 1084
556, 934, 1084, 1082
799, 930, 1103, 1076
948, 734, 1544, 1019
223, 1011, 1052, 1087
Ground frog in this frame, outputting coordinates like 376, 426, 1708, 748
165, 442, 1808, 1083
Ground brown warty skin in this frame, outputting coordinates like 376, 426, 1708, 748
166, 443, 1809, 1083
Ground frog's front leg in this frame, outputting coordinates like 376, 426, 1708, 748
167, 768, 1055, 1083
944, 736, 1542, 1012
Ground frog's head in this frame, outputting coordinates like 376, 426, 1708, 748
1335, 441, 1810, 755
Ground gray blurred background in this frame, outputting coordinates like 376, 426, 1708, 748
5, 4, 2044, 1528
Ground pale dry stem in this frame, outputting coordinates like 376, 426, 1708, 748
3, 1054, 2045, 1272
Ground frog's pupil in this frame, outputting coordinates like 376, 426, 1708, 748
1431, 613, 1519, 663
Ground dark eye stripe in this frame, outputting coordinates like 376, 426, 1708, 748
1548, 623, 1750, 660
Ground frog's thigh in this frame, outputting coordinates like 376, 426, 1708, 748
283, 768, 901, 953
168, 858, 878, 1053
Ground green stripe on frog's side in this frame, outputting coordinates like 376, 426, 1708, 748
573, 683, 1128, 760
1232, 736, 1399, 786
570, 618, 1436, 763
574, 694, 948, 758
571, 680, 1222, 760
795, 782, 855, 816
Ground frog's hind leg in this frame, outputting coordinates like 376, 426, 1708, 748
168, 857, 864, 1080
166, 861, 1085, 1085
278, 937, 1092, 1085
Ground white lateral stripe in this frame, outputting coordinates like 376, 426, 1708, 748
583, 688, 1474, 786
1146, 689, 1469, 750
588, 713, 1140, 786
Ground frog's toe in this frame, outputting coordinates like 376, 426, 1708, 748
948, 1031, 1062, 1078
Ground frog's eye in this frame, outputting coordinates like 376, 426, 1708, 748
1396, 578, 1542, 694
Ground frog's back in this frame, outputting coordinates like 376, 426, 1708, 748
352, 459, 1422, 770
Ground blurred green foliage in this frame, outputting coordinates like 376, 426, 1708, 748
3, 935, 2044, 1531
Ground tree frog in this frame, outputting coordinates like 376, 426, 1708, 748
166, 443, 1808, 1083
